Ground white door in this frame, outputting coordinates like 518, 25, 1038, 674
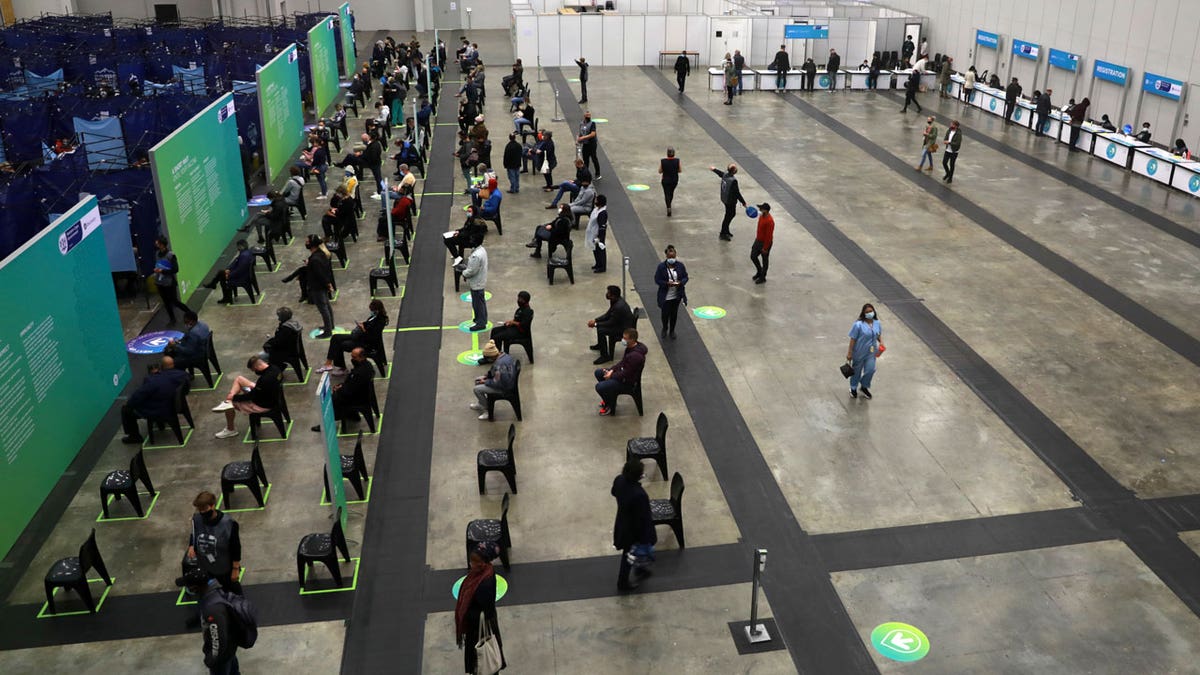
709, 18, 746, 66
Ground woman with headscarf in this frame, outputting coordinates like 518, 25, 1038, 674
455, 541, 506, 674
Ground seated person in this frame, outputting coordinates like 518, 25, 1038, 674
120, 356, 190, 443
490, 291, 533, 350
394, 140, 424, 177
546, 158, 590, 206
165, 311, 211, 371
1173, 138, 1190, 159
317, 300, 389, 375
1098, 114, 1117, 132
262, 306, 303, 368
202, 240, 256, 304
444, 205, 488, 260
210, 356, 283, 439
568, 178, 596, 224
477, 183, 502, 221
282, 166, 306, 219
469, 166, 499, 209
593, 328, 648, 417
525, 204, 573, 258
312, 348, 377, 432
1135, 122, 1152, 143
385, 186, 416, 242
587, 285, 635, 364
252, 191, 287, 244
470, 352, 517, 420
513, 100, 536, 134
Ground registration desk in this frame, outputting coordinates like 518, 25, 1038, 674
815, 69, 846, 90
1039, 110, 1066, 138
755, 69, 803, 91
1131, 146, 1187, 185
944, 75, 962, 98
1058, 120, 1105, 153
1011, 99, 1036, 127
1094, 132, 1150, 169
1168, 159, 1200, 196
708, 68, 758, 91
847, 69, 890, 89
972, 85, 1004, 115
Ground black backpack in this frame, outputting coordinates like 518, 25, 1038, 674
213, 590, 259, 648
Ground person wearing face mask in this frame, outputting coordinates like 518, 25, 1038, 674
653, 245, 688, 339
489, 291, 534, 353
588, 285, 635, 364
916, 115, 939, 172
846, 303, 885, 399
577, 110, 601, 180
186, 491, 243, 592
318, 300, 389, 376
586, 194, 609, 273
594, 328, 648, 416
312, 347, 377, 432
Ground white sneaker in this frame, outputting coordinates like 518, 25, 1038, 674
370, 193, 382, 200
478, 413, 490, 420
315, 365, 334, 373
211, 400, 234, 412
214, 428, 239, 439
469, 403, 483, 411
452, 256, 463, 267
315, 195, 327, 200
330, 367, 348, 376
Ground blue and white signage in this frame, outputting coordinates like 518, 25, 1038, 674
1093, 60, 1129, 87
975, 30, 999, 49
784, 24, 829, 39
1012, 39, 1040, 60
1048, 48, 1080, 72
1143, 72, 1183, 101
126, 330, 184, 355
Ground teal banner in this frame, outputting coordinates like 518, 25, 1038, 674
317, 373, 348, 522
309, 16, 340, 118
0, 196, 130, 559
338, 3, 356, 78
256, 44, 304, 184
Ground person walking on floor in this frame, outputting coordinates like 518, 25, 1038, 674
750, 202, 774, 284
611, 459, 657, 591
770, 45, 790, 92
1003, 77, 1022, 125
574, 56, 589, 103
901, 69, 922, 113
455, 542, 507, 673
659, 147, 681, 217
305, 235, 336, 338
846, 303, 884, 399
577, 110, 601, 180
825, 49, 841, 91
710, 164, 747, 241
460, 243, 489, 331
654, 245, 688, 338
942, 119, 962, 183
916, 115, 939, 172
586, 194, 609, 273
153, 236, 190, 324
674, 53, 691, 92
722, 53, 737, 105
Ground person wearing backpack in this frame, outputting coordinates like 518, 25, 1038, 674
177, 568, 257, 675
709, 164, 746, 241
471, 352, 516, 420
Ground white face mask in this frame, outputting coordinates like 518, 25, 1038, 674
865, 311, 875, 320
621, 339, 629, 347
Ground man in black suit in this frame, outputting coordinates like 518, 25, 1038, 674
120, 356, 190, 443
1034, 88, 1052, 136
312, 348, 376, 431
204, 240, 255, 305
587, 285, 635, 364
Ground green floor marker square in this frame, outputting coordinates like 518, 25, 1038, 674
257, 261, 281, 273
329, 289, 341, 303
283, 367, 312, 387
299, 557, 360, 595
37, 577, 115, 618
337, 413, 382, 437
187, 372, 223, 392
321, 476, 372, 505
142, 426, 194, 450
335, 261, 351, 272
176, 568, 246, 606
96, 491, 160, 522
373, 362, 392, 380
215, 484, 272, 513
371, 285, 405, 299
226, 291, 266, 307
241, 420, 293, 444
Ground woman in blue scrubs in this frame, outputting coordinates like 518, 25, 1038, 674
846, 303, 884, 399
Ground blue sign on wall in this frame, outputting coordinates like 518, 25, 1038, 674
1093, 60, 1129, 87
1012, 39, 1040, 60
1048, 48, 1079, 72
784, 24, 829, 39
1143, 72, 1183, 101
975, 30, 999, 49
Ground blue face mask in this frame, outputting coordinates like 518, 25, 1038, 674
865, 311, 875, 320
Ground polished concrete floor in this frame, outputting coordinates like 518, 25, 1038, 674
2, 28, 1200, 674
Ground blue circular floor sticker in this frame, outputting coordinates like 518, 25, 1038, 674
126, 330, 184, 354
1147, 158, 1158, 175
871, 622, 930, 662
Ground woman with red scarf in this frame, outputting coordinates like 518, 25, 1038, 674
455, 542, 506, 673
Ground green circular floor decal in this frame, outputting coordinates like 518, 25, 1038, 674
309, 327, 349, 339
626, 184, 650, 191
692, 306, 727, 319
458, 320, 493, 333
592, 118, 608, 123
457, 349, 485, 365
452, 574, 508, 600
870, 622, 930, 662
460, 291, 493, 303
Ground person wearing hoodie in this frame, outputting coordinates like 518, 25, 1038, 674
263, 307, 303, 368
594, 328, 647, 416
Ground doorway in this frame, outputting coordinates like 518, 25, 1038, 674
710, 18, 746, 66
905, 21, 921, 65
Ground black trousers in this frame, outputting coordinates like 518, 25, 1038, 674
157, 282, 190, 322
1069, 124, 1082, 148
803, 73, 815, 91
902, 90, 921, 111
618, 547, 633, 587
661, 298, 681, 335
751, 240, 770, 278
581, 143, 600, 177
720, 201, 737, 237
580, 80, 588, 101
1003, 99, 1016, 122
1033, 112, 1046, 135
942, 151, 958, 180
676, 72, 686, 92
121, 404, 144, 437
662, 181, 677, 208
592, 242, 606, 272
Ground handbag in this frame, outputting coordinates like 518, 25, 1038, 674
474, 617, 503, 675
839, 361, 854, 379
930, 142, 939, 152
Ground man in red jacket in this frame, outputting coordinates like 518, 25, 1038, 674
751, 202, 774, 284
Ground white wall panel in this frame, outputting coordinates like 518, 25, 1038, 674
537, 15, 562, 67
602, 15, 624, 66
645, 0, 666, 13
624, 15, 646, 65
580, 15, 604, 65
515, 15, 540, 66
626, 0, 648, 14
749, 17, 770, 67
847, 18, 871, 63
686, 15, 709, 64
559, 15, 583, 66
643, 15, 667, 65
665, 16, 688, 51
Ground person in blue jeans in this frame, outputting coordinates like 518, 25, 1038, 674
846, 303, 884, 399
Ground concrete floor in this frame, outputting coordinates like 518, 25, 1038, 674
3, 28, 1200, 674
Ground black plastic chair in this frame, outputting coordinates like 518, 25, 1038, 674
465, 492, 511, 570
650, 472, 685, 548
477, 423, 517, 494
626, 412, 668, 481
229, 268, 261, 305
326, 236, 349, 269
186, 331, 223, 388
600, 307, 641, 362
485, 360, 523, 421
44, 529, 112, 614
221, 443, 269, 508
145, 379, 195, 445
369, 249, 399, 296
324, 431, 370, 500
364, 333, 389, 377
249, 384, 291, 440
500, 318, 534, 364
274, 330, 309, 382
519, 116, 539, 144
250, 238, 277, 271
547, 239, 574, 285
100, 450, 156, 518
613, 376, 645, 417
479, 209, 503, 235
297, 507, 352, 588
339, 383, 379, 433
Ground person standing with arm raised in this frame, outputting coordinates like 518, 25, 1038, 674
710, 164, 747, 241
574, 56, 589, 103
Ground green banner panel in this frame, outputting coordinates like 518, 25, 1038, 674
256, 44, 304, 185
149, 93, 248, 302
309, 16, 340, 118
0, 196, 130, 559
316, 373, 348, 521
339, 3, 356, 78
